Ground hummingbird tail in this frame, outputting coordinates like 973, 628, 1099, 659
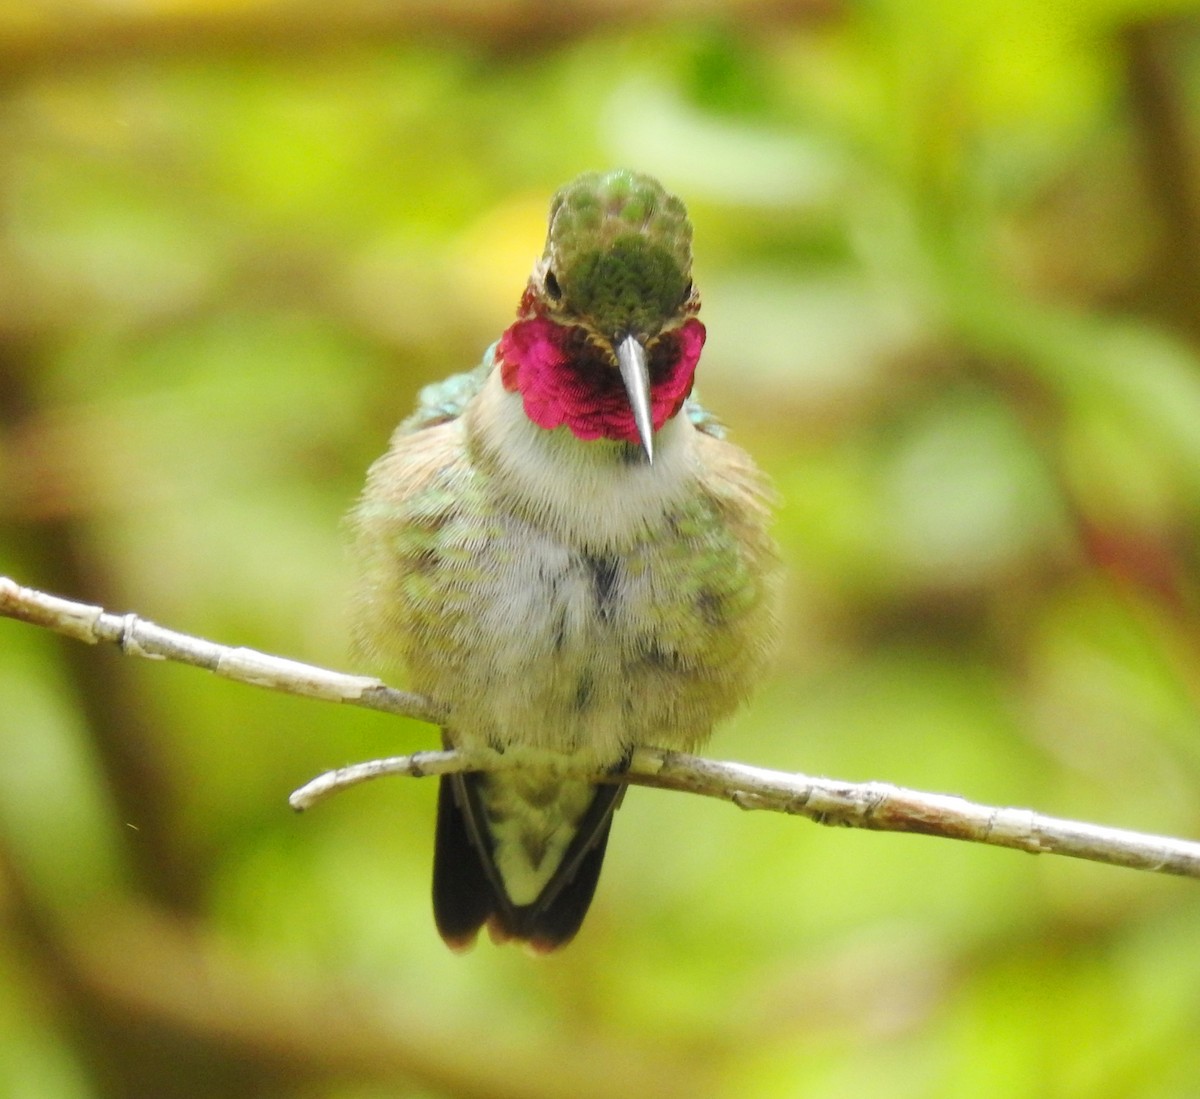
432, 771, 623, 953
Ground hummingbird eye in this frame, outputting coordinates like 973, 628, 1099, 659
680, 279, 694, 305
544, 271, 563, 301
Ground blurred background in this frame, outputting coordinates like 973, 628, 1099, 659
2, 1, 1200, 1096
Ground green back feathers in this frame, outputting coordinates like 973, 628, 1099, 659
543, 170, 694, 339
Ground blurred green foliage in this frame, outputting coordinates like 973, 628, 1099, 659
3, 1, 1200, 1096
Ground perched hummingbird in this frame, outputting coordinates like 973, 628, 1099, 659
350, 169, 778, 952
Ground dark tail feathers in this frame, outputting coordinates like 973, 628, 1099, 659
431, 771, 624, 952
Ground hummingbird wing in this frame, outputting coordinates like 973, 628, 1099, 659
430, 768, 502, 950
397, 352, 495, 434
683, 393, 727, 439
433, 763, 626, 953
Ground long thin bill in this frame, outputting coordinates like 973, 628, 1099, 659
616, 335, 654, 464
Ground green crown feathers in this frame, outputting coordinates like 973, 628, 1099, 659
543, 170, 694, 339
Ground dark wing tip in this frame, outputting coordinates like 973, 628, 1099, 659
432, 775, 495, 949
432, 773, 626, 953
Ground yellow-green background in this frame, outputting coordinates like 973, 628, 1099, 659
2, 2, 1200, 1096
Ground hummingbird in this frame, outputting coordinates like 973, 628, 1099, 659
350, 169, 778, 952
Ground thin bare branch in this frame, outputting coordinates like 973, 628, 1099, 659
288, 746, 1200, 879
0, 575, 443, 726
4, 575, 1200, 881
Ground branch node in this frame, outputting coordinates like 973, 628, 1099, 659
119, 612, 161, 660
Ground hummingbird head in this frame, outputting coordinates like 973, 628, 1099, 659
497, 170, 706, 463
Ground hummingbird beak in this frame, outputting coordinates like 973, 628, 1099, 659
615, 334, 654, 465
